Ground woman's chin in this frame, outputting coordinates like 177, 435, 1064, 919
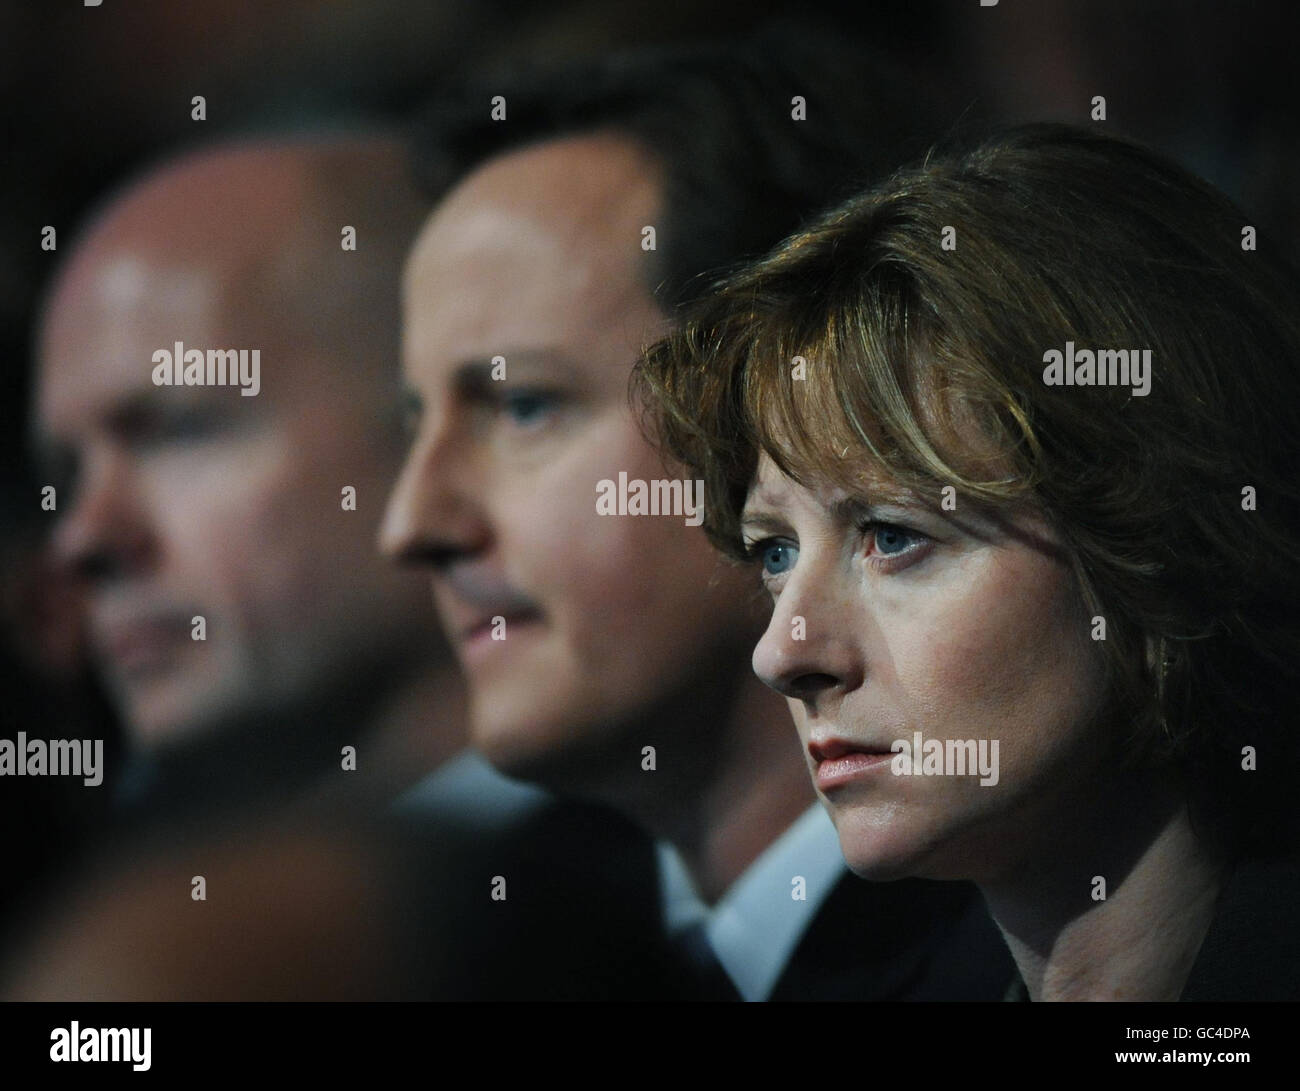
835, 820, 931, 881
832, 806, 980, 883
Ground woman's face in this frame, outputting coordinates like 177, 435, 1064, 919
743, 453, 1114, 884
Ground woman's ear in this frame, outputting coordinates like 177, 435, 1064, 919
1143, 633, 1167, 683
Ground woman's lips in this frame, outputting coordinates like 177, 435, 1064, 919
809, 737, 895, 791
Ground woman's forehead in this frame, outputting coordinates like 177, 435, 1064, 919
745, 449, 914, 511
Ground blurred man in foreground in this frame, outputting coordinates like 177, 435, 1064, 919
34, 135, 466, 815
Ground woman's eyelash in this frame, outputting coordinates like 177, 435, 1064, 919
738, 522, 930, 579
857, 520, 926, 553
741, 537, 800, 580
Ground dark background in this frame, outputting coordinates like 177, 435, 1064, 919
1, 0, 1295, 948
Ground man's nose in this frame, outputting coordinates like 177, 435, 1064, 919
378, 414, 490, 567
751, 562, 864, 706
50, 449, 153, 580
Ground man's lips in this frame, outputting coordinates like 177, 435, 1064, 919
809, 736, 896, 791
460, 607, 543, 644
447, 604, 547, 669
95, 616, 193, 674
432, 565, 545, 657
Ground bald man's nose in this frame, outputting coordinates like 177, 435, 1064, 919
51, 451, 153, 579
379, 428, 488, 566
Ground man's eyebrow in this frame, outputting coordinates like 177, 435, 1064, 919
27, 392, 161, 478
30, 386, 161, 458
450, 350, 585, 393
106, 385, 233, 429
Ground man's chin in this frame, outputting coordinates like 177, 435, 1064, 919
122, 703, 220, 753
468, 694, 628, 796
114, 674, 246, 753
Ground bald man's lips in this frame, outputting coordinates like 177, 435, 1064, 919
95, 613, 193, 677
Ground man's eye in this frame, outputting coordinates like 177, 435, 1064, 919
500, 390, 559, 427
127, 409, 225, 447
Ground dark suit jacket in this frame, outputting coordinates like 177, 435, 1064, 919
770, 872, 1015, 1001
393, 798, 704, 1000
405, 804, 1016, 1001
1181, 853, 1300, 1001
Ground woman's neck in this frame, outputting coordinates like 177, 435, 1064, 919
984, 778, 1226, 1001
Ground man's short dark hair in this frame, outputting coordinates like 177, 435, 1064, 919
411, 23, 956, 311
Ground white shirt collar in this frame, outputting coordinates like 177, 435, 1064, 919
657, 803, 846, 1001
391, 749, 551, 829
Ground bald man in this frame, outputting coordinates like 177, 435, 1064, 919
33, 135, 466, 814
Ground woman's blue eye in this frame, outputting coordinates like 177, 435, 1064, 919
759, 541, 798, 576
873, 524, 915, 555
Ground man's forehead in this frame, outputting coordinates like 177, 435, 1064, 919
406, 133, 662, 281
41, 252, 216, 377
46, 250, 216, 337
442, 131, 662, 217
38, 142, 333, 373
402, 166, 667, 377
36, 247, 250, 455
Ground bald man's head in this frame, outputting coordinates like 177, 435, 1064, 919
45, 136, 426, 411
35, 135, 450, 757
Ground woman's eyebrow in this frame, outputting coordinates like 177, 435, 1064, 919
738, 510, 791, 536
828, 496, 873, 525
827, 491, 918, 523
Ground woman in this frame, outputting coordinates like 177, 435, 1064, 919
634, 124, 1300, 1000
